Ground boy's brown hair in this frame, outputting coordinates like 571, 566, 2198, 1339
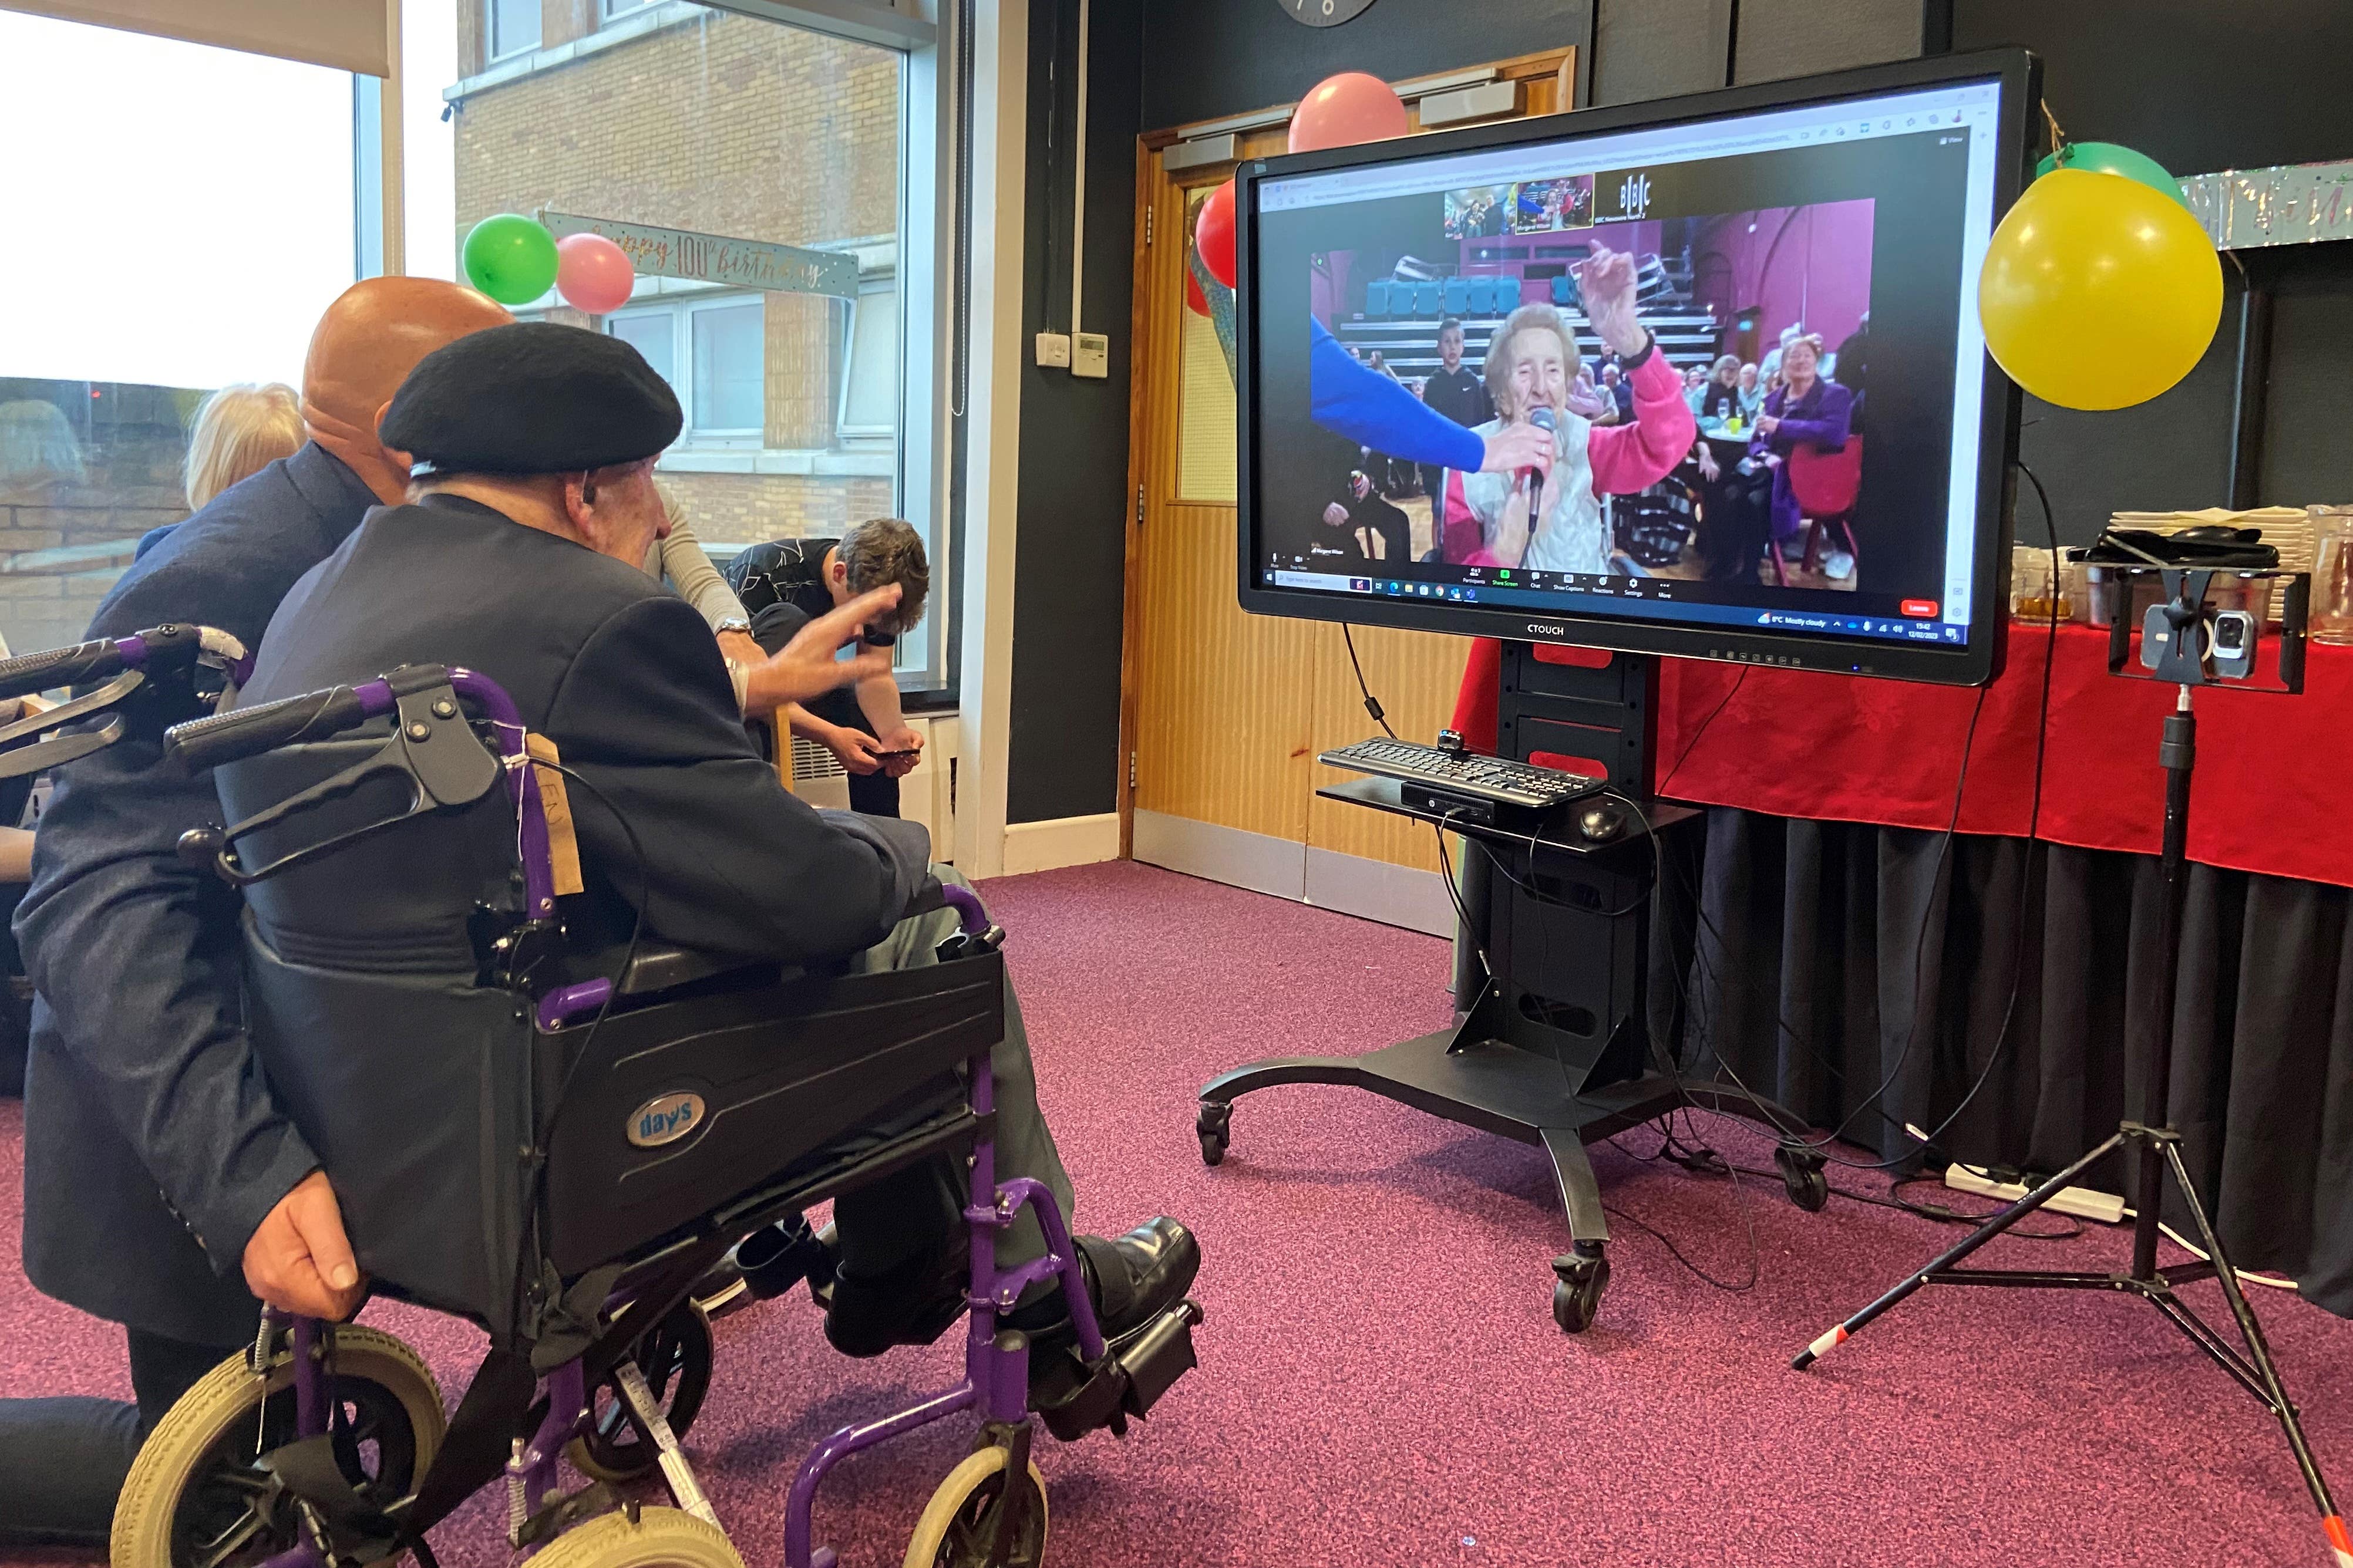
839, 517, 929, 635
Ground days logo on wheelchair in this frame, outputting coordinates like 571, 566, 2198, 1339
627, 1091, 706, 1148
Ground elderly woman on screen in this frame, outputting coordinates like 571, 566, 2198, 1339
1748, 333, 1854, 547
1440, 246, 1695, 574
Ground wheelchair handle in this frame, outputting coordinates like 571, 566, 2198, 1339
166, 679, 395, 771
164, 666, 526, 775
0, 623, 248, 702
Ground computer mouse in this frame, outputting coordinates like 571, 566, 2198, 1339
1576, 802, 1627, 842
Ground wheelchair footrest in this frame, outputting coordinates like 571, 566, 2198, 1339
1035, 1300, 1203, 1443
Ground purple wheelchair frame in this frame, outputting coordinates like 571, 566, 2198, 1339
243, 667, 1101, 1568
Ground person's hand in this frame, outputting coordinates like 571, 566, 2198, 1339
825, 727, 886, 775
1755, 414, 1780, 437
1487, 476, 1533, 567
876, 724, 924, 778
742, 585, 900, 716
244, 1171, 365, 1320
1566, 369, 1610, 421
1696, 447, 1721, 483
717, 629, 764, 669
1322, 502, 1350, 529
1479, 420, 1555, 478
1576, 245, 1649, 358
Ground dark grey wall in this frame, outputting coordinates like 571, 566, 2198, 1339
1006, 0, 1143, 825
1953, 0, 2353, 541
1139, 0, 1595, 130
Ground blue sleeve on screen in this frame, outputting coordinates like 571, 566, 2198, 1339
1310, 318, 1483, 473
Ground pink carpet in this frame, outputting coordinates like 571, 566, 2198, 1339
8, 859, 2352, 1567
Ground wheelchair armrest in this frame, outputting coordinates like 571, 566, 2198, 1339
616, 943, 772, 997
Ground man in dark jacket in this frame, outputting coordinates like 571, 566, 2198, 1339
231, 323, 1196, 1378
0, 278, 514, 1547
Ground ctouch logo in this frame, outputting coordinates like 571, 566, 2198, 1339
627, 1091, 706, 1149
1525, 622, 1569, 638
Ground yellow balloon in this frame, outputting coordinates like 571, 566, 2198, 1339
1978, 168, 2223, 412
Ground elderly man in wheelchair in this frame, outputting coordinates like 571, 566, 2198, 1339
21, 322, 1202, 1568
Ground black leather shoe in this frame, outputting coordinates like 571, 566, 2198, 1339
689, 1255, 752, 1321
1008, 1217, 1200, 1350
823, 1243, 968, 1358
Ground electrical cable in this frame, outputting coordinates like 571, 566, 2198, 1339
1340, 624, 1396, 738
510, 756, 650, 1324
1638, 461, 2065, 1174
1779, 459, 2063, 1169
1654, 664, 1748, 799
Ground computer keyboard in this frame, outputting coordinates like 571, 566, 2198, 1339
1319, 737, 1601, 811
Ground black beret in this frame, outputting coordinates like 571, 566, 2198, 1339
382, 321, 684, 477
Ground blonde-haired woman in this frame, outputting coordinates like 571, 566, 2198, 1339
183, 383, 305, 510
1440, 246, 1694, 574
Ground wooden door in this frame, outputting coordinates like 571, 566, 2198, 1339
1120, 52, 1578, 882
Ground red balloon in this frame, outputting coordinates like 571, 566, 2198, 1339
1288, 71, 1410, 155
1185, 268, 1209, 317
1196, 180, 1237, 290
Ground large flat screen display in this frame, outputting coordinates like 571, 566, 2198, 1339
1235, 52, 2038, 685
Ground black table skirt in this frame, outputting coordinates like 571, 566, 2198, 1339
1645, 807, 2353, 1320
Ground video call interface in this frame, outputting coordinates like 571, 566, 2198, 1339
1250, 79, 2005, 651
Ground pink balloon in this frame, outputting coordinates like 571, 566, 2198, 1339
555, 232, 635, 315
1288, 72, 1410, 155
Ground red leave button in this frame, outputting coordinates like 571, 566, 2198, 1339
1900, 599, 1938, 618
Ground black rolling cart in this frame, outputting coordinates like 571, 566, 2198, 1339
1195, 642, 1823, 1333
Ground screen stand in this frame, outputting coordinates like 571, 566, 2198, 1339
1194, 642, 1819, 1335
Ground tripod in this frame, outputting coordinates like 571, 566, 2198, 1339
1790, 681, 2348, 1565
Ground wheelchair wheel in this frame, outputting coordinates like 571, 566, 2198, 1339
526, 1506, 743, 1568
901, 1446, 1048, 1568
568, 1301, 716, 1484
112, 1326, 445, 1568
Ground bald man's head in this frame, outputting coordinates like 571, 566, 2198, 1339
302, 278, 511, 504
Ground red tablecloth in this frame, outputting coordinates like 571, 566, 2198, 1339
1450, 624, 2353, 889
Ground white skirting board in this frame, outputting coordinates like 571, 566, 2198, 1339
1130, 810, 1455, 938
1001, 812, 1122, 875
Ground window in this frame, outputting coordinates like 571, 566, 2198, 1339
427, 2, 939, 688
608, 312, 678, 392
489, 0, 540, 60
839, 280, 900, 444
0, 11, 358, 659
691, 302, 765, 435
605, 294, 766, 444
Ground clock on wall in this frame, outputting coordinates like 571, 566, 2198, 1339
1275, 0, 1379, 26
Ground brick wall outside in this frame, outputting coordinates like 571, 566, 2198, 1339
450, 5, 900, 548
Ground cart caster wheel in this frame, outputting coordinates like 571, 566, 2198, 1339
903, 1445, 1048, 1567
1550, 1247, 1608, 1334
1197, 1102, 1231, 1168
1775, 1145, 1830, 1213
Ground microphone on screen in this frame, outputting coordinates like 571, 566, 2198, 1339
1526, 407, 1558, 517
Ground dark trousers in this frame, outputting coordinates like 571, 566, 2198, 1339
1709, 468, 1777, 583
0, 1326, 249, 1546
810, 687, 900, 818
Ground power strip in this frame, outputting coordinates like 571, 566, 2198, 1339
1943, 1162, 2127, 1224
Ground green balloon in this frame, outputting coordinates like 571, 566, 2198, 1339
463, 213, 560, 305
2035, 141, 2187, 208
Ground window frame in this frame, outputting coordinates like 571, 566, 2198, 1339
599, 0, 658, 22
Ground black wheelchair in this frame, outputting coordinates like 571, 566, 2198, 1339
0, 633, 1200, 1568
